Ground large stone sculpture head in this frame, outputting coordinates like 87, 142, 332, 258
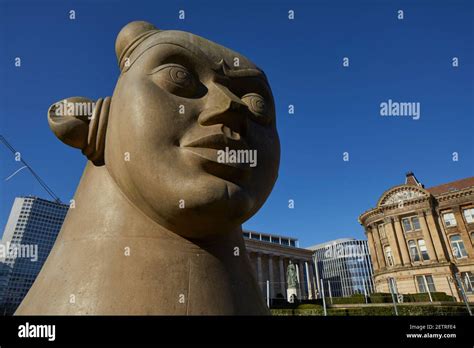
17, 21, 278, 315
48, 21, 280, 238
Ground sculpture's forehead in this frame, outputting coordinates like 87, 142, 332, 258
137, 30, 259, 71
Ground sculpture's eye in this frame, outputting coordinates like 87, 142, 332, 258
241, 93, 270, 125
149, 64, 199, 98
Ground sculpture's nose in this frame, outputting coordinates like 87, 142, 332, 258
198, 82, 249, 136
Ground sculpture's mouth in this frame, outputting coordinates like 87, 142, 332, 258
181, 147, 250, 169
181, 132, 249, 151
180, 131, 254, 184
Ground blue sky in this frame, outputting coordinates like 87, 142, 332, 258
0, 0, 473, 247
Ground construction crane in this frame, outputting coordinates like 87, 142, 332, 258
0, 134, 62, 203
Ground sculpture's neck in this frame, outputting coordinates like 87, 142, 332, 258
69, 163, 237, 248
36, 162, 268, 315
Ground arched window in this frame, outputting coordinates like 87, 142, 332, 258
385, 246, 394, 266
443, 212, 457, 227
450, 235, 468, 259
378, 224, 386, 239
408, 240, 420, 262
463, 208, 474, 224
418, 239, 430, 261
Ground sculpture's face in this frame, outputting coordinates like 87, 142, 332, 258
106, 31, 280, 238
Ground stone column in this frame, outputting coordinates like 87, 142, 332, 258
256, 253, 263, 292
393, 216, 410, 265
299, 261, 306, 299
279, 257, 286, 298
425, 210, 448, 261
308, 262, 316, 299
452, 207, 474, 257
295, 261, 302, 298
384, 217, 402, 266
313, 255, 322, 298
268, 255, 274, 299
304, 261, 313, 299
418, 211, 438, 261
371, 224, 386, 268
366, 227, 379, 271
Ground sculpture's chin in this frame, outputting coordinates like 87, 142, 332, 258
156, 190, 256, 238
181, 172, 254, 209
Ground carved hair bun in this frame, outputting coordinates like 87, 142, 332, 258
115, 21, 159, 71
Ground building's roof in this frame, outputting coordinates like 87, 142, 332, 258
405, 171, 423, 186
245, 239, 313, 257
306, 238, 359, 251
426, 176, 474, 196
358, 174, 474, 224
19, 195, 69, 207
243, 229, 298, 242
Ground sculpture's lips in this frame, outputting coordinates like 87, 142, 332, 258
180, 133, 250, 152
180, 132, 253, 184
182, 146, 252, 186
181, 147, 252, 171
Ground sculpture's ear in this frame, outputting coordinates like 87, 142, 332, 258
48, 96, 111, 166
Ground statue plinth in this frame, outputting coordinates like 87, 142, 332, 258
287, 288, 300, 303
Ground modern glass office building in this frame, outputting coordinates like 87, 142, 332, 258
308, 238, 375, 298
0, 262, 12, 310
0, 196, 68, 314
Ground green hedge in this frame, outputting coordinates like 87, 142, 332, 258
329, 305, 468, 316
294, 308, 324, 316
296, 303, 321, 310
270, 292, 456, 310
271, 304, 324, 316
366, 292, 455, 304
271, 305, 470, 316
402, 292, 455, 303
369, 293, 393, 303
271, 309, 295, 316
328, 307, 394, 316
270, 299, 322, 309
330, 294, 366, 304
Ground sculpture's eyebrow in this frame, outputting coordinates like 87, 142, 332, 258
223, 68, 266, 80
132, 40, 268, 82
149, 40, 263, 78
209, 58, 266, 81
158, 44, 267, 82
128, 41, 211, 73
